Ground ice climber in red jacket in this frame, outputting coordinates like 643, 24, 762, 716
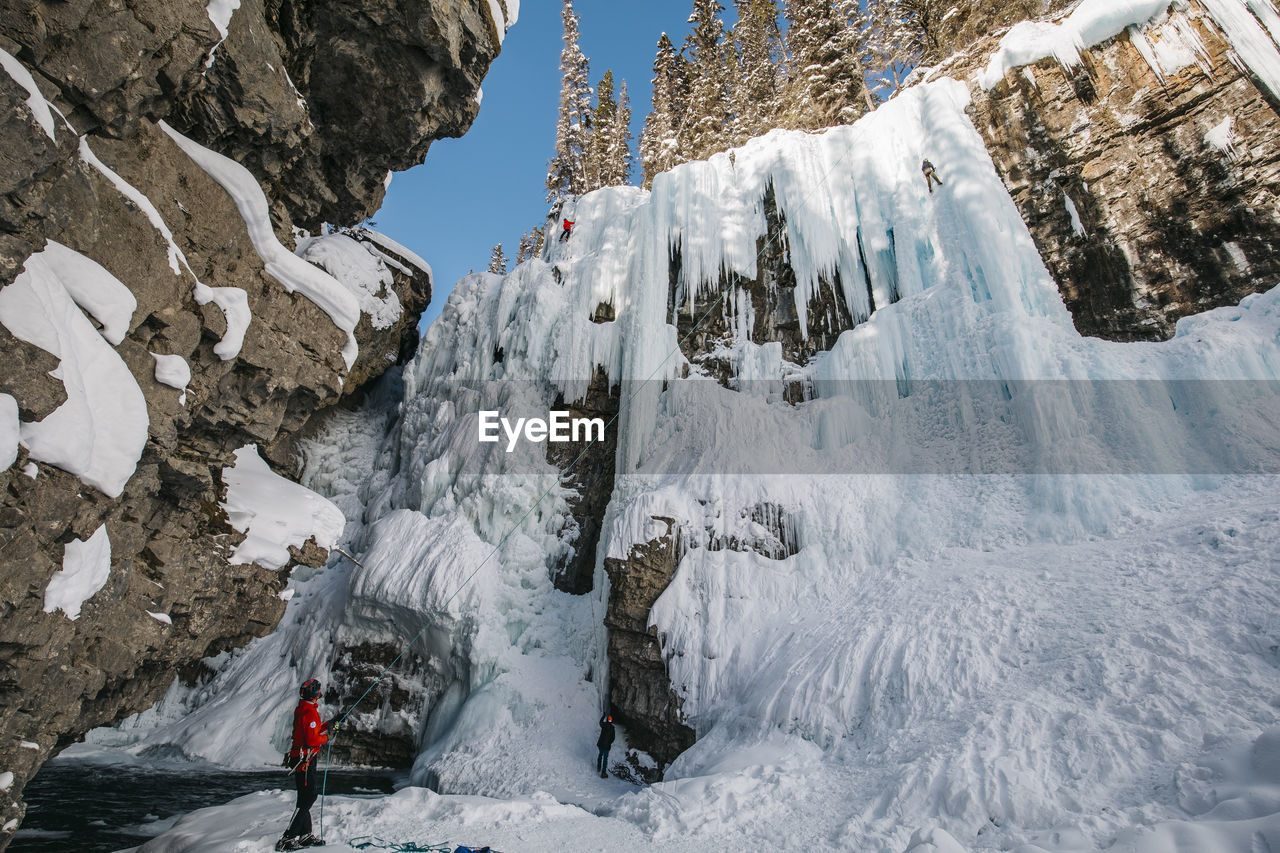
276, 678, 335, 851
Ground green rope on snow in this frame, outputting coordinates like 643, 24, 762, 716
347, 836, 456, 852
319, 737, 332, 839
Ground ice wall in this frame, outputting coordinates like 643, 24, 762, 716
99, 76, 1280, 852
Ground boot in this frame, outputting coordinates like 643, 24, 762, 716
276, 838, 303, 852
299, 834, 325, 847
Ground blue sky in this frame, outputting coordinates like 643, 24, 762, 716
373, 1, 713, 329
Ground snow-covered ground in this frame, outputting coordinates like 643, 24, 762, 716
105, 46, 1280, 853
129, 485, 1280, 852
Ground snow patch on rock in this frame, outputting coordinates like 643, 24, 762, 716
296, 231, 403, 330
1204, 115, 1242, 160
0, 47, 55, 140
0, 394, 17, 471
159, 120, 360, 369
980, 0, 1280, 94
0, 241, 147, 497
43, 525, 111, 620
204, 0, 242, 68
151, 353, 191, 405
220, 444, 345, 569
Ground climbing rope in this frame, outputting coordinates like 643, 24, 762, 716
348, 837, 466, 852
316, 137, 865, 838
348, 837, 498, 852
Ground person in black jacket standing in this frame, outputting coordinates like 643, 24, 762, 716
596, 714, 615, 778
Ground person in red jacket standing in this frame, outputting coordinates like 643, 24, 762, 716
276, 678, 334, 851
559, 218, 574, 242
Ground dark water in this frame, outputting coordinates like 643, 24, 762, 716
11, 761, 399, 852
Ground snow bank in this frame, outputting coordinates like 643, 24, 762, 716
0, 394, 17, 470
0, 241, 147, 497
43, 525, 111, 620
220, 444, 345, 569
0, 47, 55, 140
980, 0, 1171, 87
296, 231, 403, 330
980, 0, 1280, 95
133, 786, 659, 853
0, 771, 11, 792
357, 227, 433, 279
159, 121, 360, 369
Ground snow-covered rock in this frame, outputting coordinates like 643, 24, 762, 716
42, 526, 112, 621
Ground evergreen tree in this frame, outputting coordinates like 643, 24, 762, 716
488, 243, 508, 275
834, 0, 880, 115
729, 0, 785, 146
639, 33, 688, 188
607, 80, 634, 186
782, 0, 872, 130
546, 0, 594, 202
585, 70, 619, 191
516, 230, 535, 264
681, 0, 732, 160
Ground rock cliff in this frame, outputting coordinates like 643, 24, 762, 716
0, 0, 507, 842
940, 0, 1280, 339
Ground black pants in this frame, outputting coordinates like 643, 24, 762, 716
596, 747, 610, 773
285, 760, 318, 839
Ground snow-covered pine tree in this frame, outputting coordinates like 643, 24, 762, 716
865, 0, 1068, 97
782, 0, 872, 130
730, 0, 784, 146
834, 0, 880, 115
584, 69, 619, 192
680, 0, 732, 161
515, 230, 535, 264
488, 243, 508, 275
639, 33, 688, 188
546, 0, 594, 202
606, 80, 634, 187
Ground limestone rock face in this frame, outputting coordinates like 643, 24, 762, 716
602, 519, 696, 776
547, 367, 620, 596
0, 0, 505, 842
671, 182, 855, 387
947, 0, 1280, 339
